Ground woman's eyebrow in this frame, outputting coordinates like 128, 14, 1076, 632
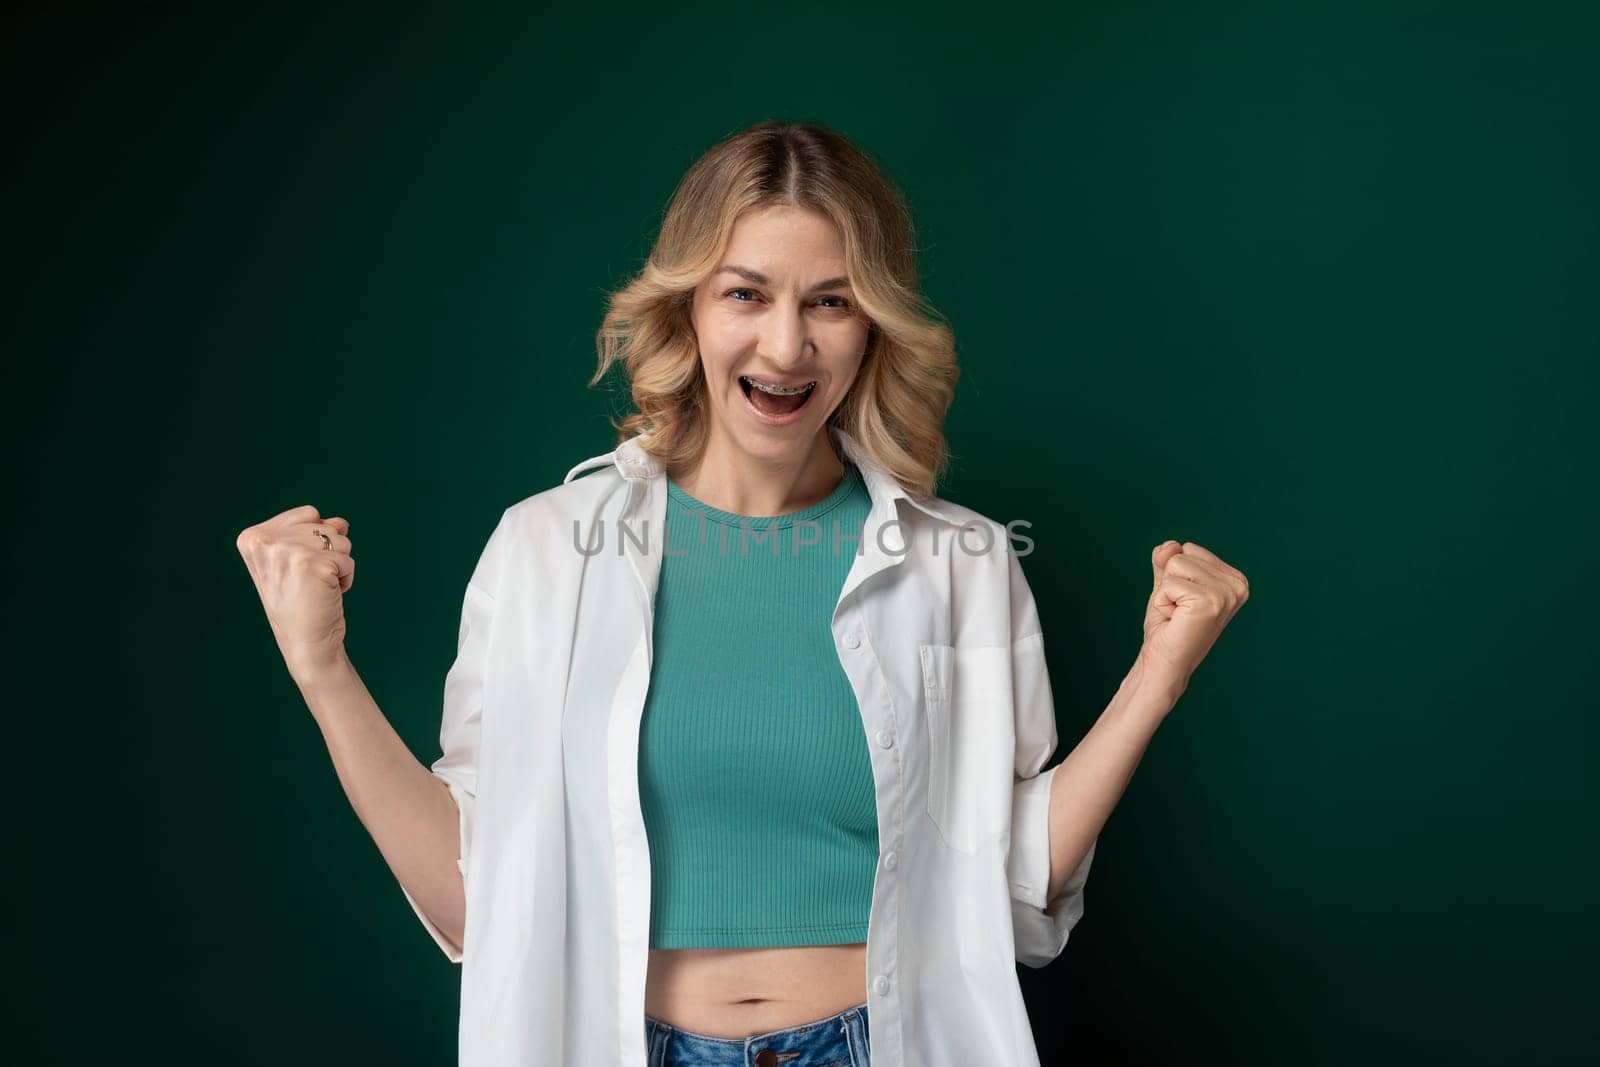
716, 265, 852, 291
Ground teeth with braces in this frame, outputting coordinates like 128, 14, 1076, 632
742, 376, 815, 396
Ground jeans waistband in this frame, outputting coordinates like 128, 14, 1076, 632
644, 1001, 871, 1066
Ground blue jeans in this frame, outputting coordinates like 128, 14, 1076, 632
643, 1002, 871, 1066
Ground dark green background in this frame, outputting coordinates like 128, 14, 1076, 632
5, 2, 1594, 1063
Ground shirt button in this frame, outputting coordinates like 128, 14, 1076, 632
842, 631, 861, 649
873, 974, 891, 996
883, 851, 898, 871
875, 728, 894, 749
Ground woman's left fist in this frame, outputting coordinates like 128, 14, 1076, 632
1136, 540, 1250, 699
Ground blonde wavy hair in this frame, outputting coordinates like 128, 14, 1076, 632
587, 119, 959, 498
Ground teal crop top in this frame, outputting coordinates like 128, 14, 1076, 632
637, 461, 879, 949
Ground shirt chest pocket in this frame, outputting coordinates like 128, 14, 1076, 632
919, 643, 1015, 854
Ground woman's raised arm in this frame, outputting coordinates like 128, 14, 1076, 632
237, 504, 469, 958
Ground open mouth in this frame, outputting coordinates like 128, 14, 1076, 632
739, 375, 817, 420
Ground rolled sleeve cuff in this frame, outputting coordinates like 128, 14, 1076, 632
1008, 763, 1096, 968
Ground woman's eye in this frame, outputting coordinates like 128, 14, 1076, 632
724, 288, 852, 310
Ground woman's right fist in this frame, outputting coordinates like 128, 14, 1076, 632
237, 505, 355, 683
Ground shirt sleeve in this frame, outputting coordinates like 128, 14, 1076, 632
1005, 547, 1097, 969
398, 511, 506, 962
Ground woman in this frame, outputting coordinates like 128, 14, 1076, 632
237, 120, 1249, 1066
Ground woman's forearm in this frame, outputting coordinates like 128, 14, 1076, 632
1044, 661, 1181, 902
296, 652, 467, 954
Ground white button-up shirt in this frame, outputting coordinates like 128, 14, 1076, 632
398, 425, 1097, 1065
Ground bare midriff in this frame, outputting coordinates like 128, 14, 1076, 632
644, 943, 869, 1039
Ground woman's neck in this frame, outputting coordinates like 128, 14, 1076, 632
668, 431, 846, 517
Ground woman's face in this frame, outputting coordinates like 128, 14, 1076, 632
690, 204, 870, 465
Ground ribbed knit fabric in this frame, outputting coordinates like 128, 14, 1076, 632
638, 461, 879, 949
